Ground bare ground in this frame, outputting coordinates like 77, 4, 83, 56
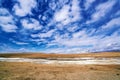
0, 62, 120, 80
0, 52, 120, 59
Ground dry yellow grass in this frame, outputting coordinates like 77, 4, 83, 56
0, 52, 120, 80
0, 62, 120, 80
0, 52, 120, 58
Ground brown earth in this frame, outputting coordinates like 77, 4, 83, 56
0, 52, 120, 80
0, 62, 120, 80
0, 52, 120, 58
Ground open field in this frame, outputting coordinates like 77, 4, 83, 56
0, 52, 120, 58
0, 52, 120, 80
0, 62, 120, 80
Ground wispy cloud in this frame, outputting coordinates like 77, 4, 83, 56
31, 29, 55, 38
47, 27, 120, 53
11, 39, 29, 45
0, 8, 17, 32
0, 0, 120, 53
21, 18, 42, 30
87, 0, 116, 23
102, 17, 120, 29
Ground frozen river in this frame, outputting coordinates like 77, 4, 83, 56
0, 57, 120, 65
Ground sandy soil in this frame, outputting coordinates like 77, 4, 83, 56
0, 62, 120, 80
0, 52, 120, 80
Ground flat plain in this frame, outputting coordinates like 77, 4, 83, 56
0, 52, 120, 80
0, 52, 120, 58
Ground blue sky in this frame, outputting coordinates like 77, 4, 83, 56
0, 0, 120, 53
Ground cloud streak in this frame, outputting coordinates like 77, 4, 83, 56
0, 0, 120, 53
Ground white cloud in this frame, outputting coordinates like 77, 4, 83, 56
84, 0, 96, 10
39, 30, 55, 38
54, 5, 70, 22
30, 38, 45, 42
70, 0, 81, 22
67, 25, 78, 32
92, 32, 120, 51
48, 27, 120, 53
11, 40, 29, 45
30, 38, 48, 45
45, 47, 90, 53
54, 0, 81, 25
49, 1, 56, 10
31, 29, 55, 38
0, 0, 119, 53
0, 16, 14, 24
50, 30, 93, 47
13, 0, 37, 16
15, 42, 28, 45
0, 8, 10, 16
114, 11, 120, 17
0, 8, 14, 24
57, 37, 97, 47
73, 30, 86, 38
0, 24, 17, 32
21, 18, 42, 30
102, 17, 120, 29
87, 0, 116, 23
0, 8, 17, 32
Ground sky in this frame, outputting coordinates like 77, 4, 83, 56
0, 0, 120, 53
